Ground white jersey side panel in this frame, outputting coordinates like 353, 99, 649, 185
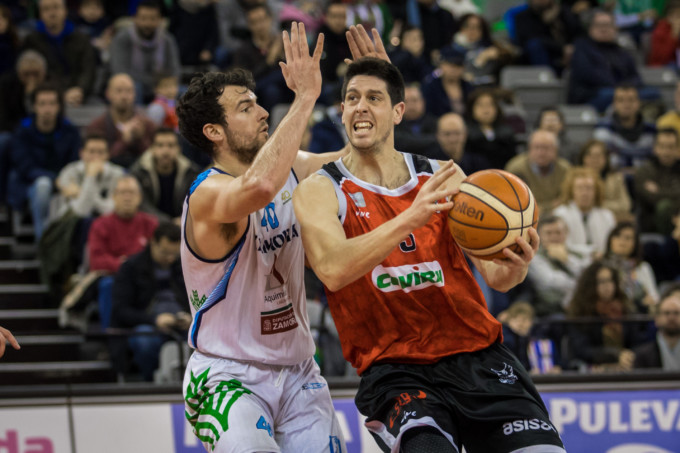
180, 168, 314, 365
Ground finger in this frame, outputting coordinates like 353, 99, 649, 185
290, 22, 300, 60
282, 30, 292, 62
355, 24, 373, 55
527, 227, 540, 251
346, 27, 361, 59
425, 161, 456, 188
371, 28, 390, 61
514, 236, 534, 260
0, 327, 19, 350
279, 61, 290, 81
312, 32, 324, 63
297, 21, 310, 57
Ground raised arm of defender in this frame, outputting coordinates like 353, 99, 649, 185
294, 161, 458, 291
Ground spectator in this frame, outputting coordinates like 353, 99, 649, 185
419, 112, 487, 173
577, 139, 632, 220
656, 81, 680, 136
109, 0, 181, 103
345, 0, 394, 44
513, 0, 583, 75
421, 48, 472, 117
407, 0, 457, 62
528, 215, 591, 317
389, 25, 433, 84
87, 175, 158, 274
168, 0, 219, 66
498, 301, 535, 372
505, 129, 571, 213
633, 287, 680, 370
535, 106, 580, 163
0, 50, 47, 134
0, 5, 20, 76
110, 221, 190, 381
316, 0, 351, 102
604, 221, 660, 313
394, 83, 438, 155
130, 128, 200, 223
634, 128, 680, 234
553, 167, 616, 255
568, 9, 649, 111
51, 134, 125, 221
146, 73, 179, 131
308, 93, 346, 154
214, 0, 282, 67
449, 13, 513, 86
593, 84, 656, 170
230, 3, 289, 112
7, 83, 80, 240
464, 88, 517, 170
22, 0, 96, 106
87, 73, 157, 168
612, 0, 656, 45
647, 1, 680, 67
75, 0, 114, 61
39, 135, 125, 299
567, 260, 642, 371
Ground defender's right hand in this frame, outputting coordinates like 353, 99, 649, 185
279, 22, 324, 101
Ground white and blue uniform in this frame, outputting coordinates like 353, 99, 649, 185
181, 168, 343, 453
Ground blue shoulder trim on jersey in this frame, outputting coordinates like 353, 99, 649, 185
188, 169, 212, 196
190, 216, 250, 349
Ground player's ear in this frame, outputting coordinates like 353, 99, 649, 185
392, 101, 405, 125
203, 123, 223, 144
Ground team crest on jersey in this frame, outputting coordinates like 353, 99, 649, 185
371, 261, 445, 293
190, 290, 207, 310
281, 190, 292, 204
349, 192, 366, 207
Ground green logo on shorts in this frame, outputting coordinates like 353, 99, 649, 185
190, 290, 207, 311
185, 368, 253, 451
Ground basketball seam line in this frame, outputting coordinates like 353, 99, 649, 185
494, 170, 526, 242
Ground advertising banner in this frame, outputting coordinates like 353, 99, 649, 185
0, 407, 71, 453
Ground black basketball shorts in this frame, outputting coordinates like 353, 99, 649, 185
355, 342, 566, 453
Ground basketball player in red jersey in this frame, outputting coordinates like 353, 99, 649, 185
293, 55, 566, 452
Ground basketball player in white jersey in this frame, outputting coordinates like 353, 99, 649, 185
176, 23, 388, 453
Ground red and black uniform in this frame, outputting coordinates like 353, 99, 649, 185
318, 153, 565, 453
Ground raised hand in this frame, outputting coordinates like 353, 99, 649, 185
279, 22, 324, 101
0, 325, 20, 358
344, 24, 390, 64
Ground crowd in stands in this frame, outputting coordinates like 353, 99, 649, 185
1, 0, 680, 381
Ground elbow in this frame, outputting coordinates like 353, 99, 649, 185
241, 174, 278, 207
314, 263, 349, 293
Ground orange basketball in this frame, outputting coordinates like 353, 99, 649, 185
447, 169, 538, 260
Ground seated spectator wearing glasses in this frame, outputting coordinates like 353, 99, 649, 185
633, 286, 680, 370
568, 9, 657, 112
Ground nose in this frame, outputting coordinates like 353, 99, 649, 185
259, 105, 269, 122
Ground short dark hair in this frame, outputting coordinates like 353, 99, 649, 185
655, 127, 679, 145
82, 133, 108, 148
153, 221, 181, 243
535, 106, 564, 129
605, 220, 641, 262
341, 57, 405, 106
577, 139, 611, 176
613, 83, 639, 95
537, 214, 564, 232
153, 127, 178, 141
176, 69, 256, 157
136, 0, 162, 14
31, 82, 63, 111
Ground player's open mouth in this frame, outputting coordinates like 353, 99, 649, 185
354, 121, 373, 131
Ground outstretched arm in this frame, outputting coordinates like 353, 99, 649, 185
294, 161, 457, 291
0, 326, 20, 358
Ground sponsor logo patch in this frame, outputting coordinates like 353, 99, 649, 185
261, 304, 298, 335
491, 363, 518, 384
372, 261, 444, 293
502, 418, 557, 435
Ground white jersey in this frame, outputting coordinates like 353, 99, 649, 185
181, 168, 315, 365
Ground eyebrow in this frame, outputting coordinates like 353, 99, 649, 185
235, 98, 255, 110
346, 88, 386, 96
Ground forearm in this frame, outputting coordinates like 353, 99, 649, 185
309, 214, 418, 292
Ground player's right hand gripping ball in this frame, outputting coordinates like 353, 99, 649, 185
447, 169, 538, 260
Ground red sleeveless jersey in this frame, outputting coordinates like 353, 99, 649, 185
319, 153, 502, 375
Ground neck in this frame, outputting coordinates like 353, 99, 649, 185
111, 107, 134, 123
619, 114, 636, 128
213, 151, 251, 177
156, 161, 176, 176
663, 333, 680, 349
46, 23, 65, 36
342, 145, 409, 189
36, 118, 56, 133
